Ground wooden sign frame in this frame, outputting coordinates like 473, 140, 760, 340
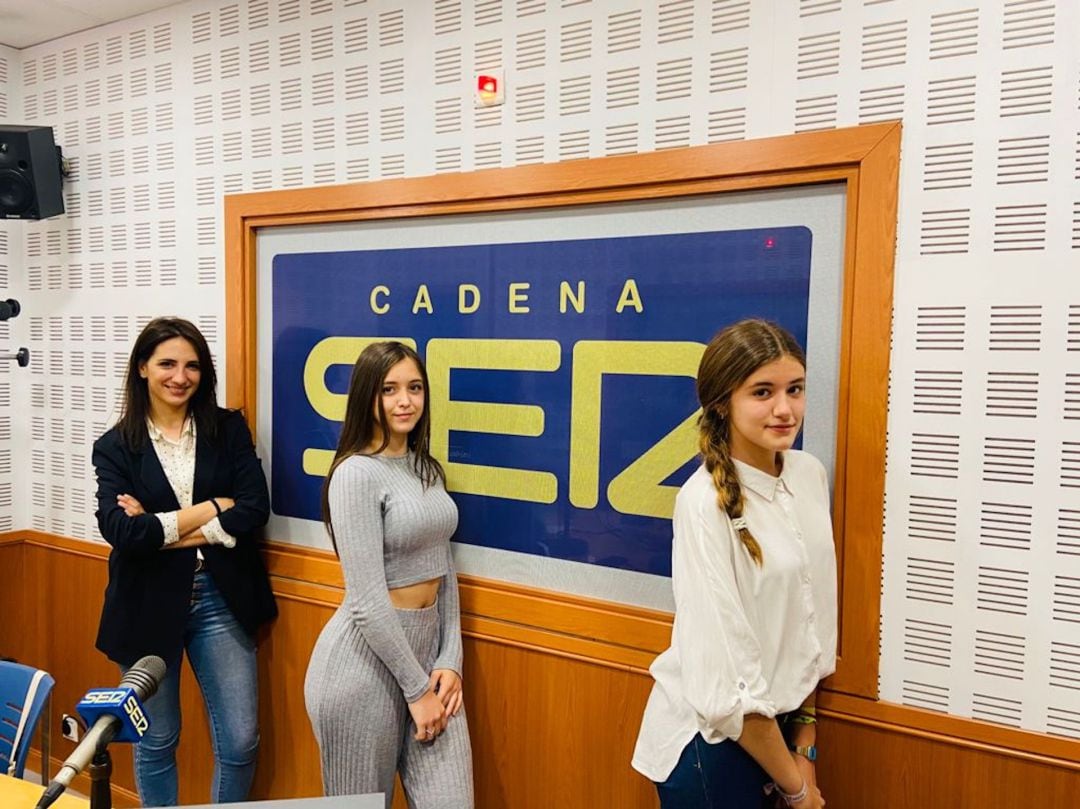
225, 121, 901, 700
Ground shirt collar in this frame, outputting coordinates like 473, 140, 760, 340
146, 416, 196, 444
732, 453, 791, 502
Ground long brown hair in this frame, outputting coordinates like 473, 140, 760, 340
321, 341, 445, 553
116, 317, 219, 451
697, 319, 806, 565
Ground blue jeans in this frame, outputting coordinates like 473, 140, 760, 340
123, 571, 260, 807
656, 733, 771, 809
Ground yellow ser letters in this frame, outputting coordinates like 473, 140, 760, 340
301, 336, 701, 521
569, 340, 704, 519
426, 338, 560, 503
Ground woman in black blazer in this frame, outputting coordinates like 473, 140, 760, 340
92, 317, 276, 807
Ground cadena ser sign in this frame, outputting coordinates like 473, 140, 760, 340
271, 227, 812, 577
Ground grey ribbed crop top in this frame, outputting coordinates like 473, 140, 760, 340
328, 452, 462, 702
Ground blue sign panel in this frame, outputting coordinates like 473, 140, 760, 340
272, 227, 812, 576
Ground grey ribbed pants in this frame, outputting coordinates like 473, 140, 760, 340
305, 601, 474, 809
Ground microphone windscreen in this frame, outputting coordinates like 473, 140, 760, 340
119, 655, 168, 700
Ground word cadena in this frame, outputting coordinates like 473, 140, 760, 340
366, 279, 646, 315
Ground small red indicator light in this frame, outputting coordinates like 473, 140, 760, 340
764, 237, 776, 249
474, 70, 505, 106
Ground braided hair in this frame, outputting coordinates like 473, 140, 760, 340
696, 319, 806, 565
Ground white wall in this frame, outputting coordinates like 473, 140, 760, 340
2, 0, 1078, 740
0, 43, 17, 120
0, 42, 21, 533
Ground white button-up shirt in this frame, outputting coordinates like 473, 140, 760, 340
632, 450, 837, 782
147, 418, 235, 550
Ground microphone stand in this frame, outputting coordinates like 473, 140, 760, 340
87, 747, 112, 809
35, 656, 166, 809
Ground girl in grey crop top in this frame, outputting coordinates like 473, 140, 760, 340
304, 341, 474, 808
327, 452, 462, 702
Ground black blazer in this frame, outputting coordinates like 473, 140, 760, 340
93, 408, 278, 668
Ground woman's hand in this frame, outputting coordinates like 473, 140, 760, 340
117, 494, 145, 517
430, 669, 464, 717
771, 757, 823, 809
777, 768, 823, 809
790, 783, 824, 809
407, 689, 448, 742
213, 497, 236, 512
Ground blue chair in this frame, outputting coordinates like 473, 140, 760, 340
0, 660, 55, 781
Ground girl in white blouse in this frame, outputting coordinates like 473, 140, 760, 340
633, 319, 836, 809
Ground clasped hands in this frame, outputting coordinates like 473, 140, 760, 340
408, 669, 463, 742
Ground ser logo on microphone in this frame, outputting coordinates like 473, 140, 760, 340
78, 689, 127, 706
123, 694, 149, 737
76, 686, 149, 743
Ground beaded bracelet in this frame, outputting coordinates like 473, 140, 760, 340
777, 779, 809, 806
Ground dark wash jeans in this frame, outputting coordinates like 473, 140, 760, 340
121, 571, 259, 807
656, 733, 772, 809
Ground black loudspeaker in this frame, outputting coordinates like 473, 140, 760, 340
0, 125, 65, 220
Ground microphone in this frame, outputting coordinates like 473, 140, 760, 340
35, 655, 167, 809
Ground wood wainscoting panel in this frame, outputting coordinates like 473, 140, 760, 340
817, 712, 1076, 808
249, 583, 333, 801
0, 541, 26, 660
466, 635, 657, 809
6, 533, 1080, 809
0, 537, 140, 805
1, 534, 664, 808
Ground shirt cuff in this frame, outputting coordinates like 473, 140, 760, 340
202, 516, 237, 549
155, 512, 180, 545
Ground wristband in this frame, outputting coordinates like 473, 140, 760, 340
777, 778, 808, 805
210, 498, 222, 517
